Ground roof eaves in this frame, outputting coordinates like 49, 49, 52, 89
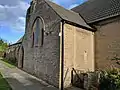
64, 19, 95, 32
9, 42, 22, 47
88, 13, 120, 24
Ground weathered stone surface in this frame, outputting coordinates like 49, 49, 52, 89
22, 0, 61, 87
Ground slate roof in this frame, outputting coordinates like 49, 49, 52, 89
72, 0, 120, 24
16, 37, 23, 43
9, 37, 23, 46
45, 0, 92, 29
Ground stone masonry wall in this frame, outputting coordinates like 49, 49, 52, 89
23, 0, 61, 87
6, 44, 21, 62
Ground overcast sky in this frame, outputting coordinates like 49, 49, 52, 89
0, 0, 87, 43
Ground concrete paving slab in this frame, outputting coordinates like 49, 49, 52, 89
0, 60, 58, 90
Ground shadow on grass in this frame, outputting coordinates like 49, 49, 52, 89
0, 58, 16, 68
0, 72, 12, 90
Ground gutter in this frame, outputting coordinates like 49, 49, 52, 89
9, 42, 22, 47
88, 13, 120, 24
63, 20, 96, 32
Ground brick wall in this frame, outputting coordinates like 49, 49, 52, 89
95, 18, 120, 70
63, 23, 94, 88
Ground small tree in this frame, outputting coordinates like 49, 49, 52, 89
0, 38, 8, 52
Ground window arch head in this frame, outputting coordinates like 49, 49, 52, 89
32, 17, 44, 47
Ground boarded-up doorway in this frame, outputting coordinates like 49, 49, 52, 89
18, 46, 24, 68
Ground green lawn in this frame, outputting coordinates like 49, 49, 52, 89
0, 72, 12, 90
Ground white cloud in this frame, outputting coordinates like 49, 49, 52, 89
52, 0, 75, 8
52, 0, 87, 9
0, 0, 87, 32
68, 4, 79, 9
12, 17, 25, 32
0, 0, 30, 32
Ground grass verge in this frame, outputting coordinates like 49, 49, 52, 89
0, 72, 12, 90
0, 59, 15, 68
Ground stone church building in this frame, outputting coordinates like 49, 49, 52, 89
6, 0, 120, 89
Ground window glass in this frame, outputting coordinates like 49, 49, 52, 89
32, 17, 44, 47
35, 19, 40, 45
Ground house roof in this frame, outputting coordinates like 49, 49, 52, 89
45, 0, 93, 30
72, 0, 120, 24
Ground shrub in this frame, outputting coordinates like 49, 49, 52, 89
99, 69, 120, 90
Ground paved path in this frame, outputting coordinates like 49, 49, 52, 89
0, 60, 58, 90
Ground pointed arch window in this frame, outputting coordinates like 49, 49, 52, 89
32, 32, 34, 47
32, 17, 44, 47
